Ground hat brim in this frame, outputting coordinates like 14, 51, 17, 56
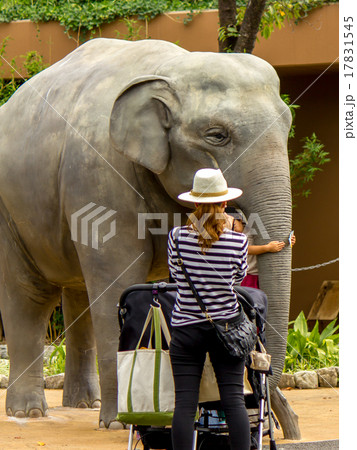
178, 188, 243, 203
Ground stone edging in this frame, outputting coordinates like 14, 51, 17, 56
1, 345, 339, 390
278, 367, 339, 389
0, 372, 64, 389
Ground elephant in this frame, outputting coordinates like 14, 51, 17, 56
0, 38, 292, 428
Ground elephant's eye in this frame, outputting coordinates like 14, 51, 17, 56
204, 128, 230, 146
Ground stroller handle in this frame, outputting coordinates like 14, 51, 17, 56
117, 282, 177, 331
118, 282, 257, 325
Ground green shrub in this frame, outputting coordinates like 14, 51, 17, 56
44, 338, 66, 376
47, 304, 65, 344
282, 94, 330, 206
0, 358, 9, 376
218, 0, 339, 51
284, 311, 339, 373
0, 37, 48, 106
43, 340, 100, 376
289, 133, 331, 203
0, 1, 218, 35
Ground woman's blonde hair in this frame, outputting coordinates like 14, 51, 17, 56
187, 203, 226, 253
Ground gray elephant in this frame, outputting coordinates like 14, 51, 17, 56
0, 38, 292, 428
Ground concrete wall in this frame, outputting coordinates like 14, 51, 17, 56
0, 5, 339, 319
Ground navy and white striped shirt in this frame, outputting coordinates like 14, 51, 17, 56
168, 226, 248, 327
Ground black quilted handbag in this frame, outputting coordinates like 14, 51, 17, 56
213, 308, 257, 358
174, 234, 257, 359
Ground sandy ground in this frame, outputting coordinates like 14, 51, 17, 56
0, 388, 338, 449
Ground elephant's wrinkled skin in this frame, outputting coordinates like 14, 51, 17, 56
0, 39, 291, 427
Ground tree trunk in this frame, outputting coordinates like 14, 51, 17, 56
271, 387, 302, 440
0, 313, 4, 341
234, 0, 267, 53
218, 0, 239, 52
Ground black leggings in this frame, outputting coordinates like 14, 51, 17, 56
169, 322, 250, 450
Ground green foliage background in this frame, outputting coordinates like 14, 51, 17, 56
0, 37, 48, 106
281, 94, 331, 206
0, 0, 217, 34
285, 312, 339, 373
0, 1, 339, 37
219, 0, 338, 49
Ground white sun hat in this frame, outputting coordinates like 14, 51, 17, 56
178, 168, 243, 203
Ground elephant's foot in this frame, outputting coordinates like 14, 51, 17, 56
6, 390, 48, 418
76, 399, 101, 409
100, 419, 126, 430
98, 399, 122, 429
62, 377, 101, 410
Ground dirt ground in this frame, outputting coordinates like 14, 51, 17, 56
0, 387, 338, 449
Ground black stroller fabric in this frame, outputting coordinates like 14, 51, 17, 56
118, 284, 177, 351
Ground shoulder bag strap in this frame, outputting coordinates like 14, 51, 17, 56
173, 229, 214, 324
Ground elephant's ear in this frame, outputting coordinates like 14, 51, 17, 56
110, 76, 177, 174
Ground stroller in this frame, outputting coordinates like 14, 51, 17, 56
118, 282, 278, 450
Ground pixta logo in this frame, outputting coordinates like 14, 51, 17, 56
71, 202, 117, 249
137, 212, 271, 240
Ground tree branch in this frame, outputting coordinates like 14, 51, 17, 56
218, 0, 239, 52
234, 0, 267, 53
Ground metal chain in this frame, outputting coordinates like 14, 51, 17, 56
291, 257, 339, 272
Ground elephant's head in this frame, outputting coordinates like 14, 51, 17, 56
109, 52, 292, 389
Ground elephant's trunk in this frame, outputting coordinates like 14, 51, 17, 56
257, 235, 291, 391
232, 148, 292, 391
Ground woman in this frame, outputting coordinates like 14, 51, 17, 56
168, 168, 251, 450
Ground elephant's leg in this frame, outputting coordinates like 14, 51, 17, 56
0, 257, 60, 418
62, 287, 100, 409
88, 288, 129, 430
87, 267, 152, 429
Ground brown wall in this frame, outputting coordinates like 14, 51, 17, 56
278, 69, 339, 320
254, 3, 339, 69
0, 11, 222, 77
0, 5, 338, 77
0, 5, 339, 320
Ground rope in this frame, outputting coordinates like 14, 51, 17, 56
291, 258, 339, 272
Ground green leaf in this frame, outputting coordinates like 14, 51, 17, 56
320, 319, 339, 345
296, 332, 307, 355
323, 338, 337, 357
308, 321, 320, 345
293, 311, 308, 337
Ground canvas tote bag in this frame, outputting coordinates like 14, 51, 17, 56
117, 304, 175, 426
199, 356, 253, 401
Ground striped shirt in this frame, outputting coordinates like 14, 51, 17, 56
168, 226, 248, 327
